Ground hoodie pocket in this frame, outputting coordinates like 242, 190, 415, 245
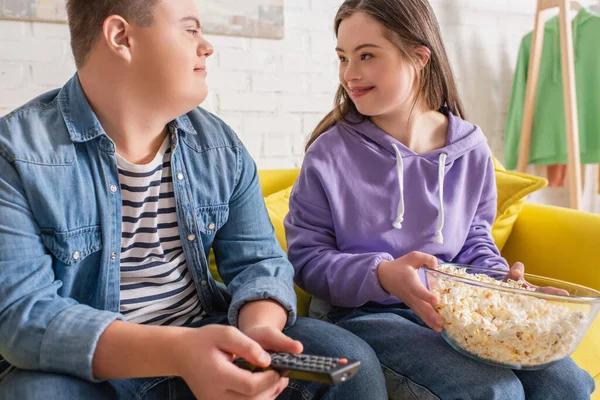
40, 225, 102, 299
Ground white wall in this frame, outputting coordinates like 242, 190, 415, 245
1, 0, 599, 206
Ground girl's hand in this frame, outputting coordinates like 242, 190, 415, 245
377, 251, 445, 332
504, 262, 569, 296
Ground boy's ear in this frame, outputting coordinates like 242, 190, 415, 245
414, 46, 431, 70
102, 15, 133, 63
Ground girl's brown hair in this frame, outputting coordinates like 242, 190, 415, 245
306, 0, 465, 151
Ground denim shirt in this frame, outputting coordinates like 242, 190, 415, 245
0, 75, 297, 382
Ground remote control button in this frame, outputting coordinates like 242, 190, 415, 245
339, 358, 349, 365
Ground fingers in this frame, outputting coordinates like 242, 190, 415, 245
412, 280, 440, 307
271, 377, 289, 397
519, 280, 536, 289
406, 275, 444, 330
217, 326, 271, 368
536, 286, 570, 296
505, 262, 525, 281
223, 359, 283, 397
403, 251, 438, 270
504, 264, 569, 296
410, 300, 444, 332
249, 327, 303, 354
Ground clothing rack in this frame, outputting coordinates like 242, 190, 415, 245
517, 0, 583, 209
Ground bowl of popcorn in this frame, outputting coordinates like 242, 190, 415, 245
423, 264, 600, 370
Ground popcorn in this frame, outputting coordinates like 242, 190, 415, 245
430, 265, 587, 367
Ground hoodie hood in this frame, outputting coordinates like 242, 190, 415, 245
340, 111, 488, 163
339, 112, 488, 244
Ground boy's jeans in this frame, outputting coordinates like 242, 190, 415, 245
0, 316, 388, 400
326, 303, 596, 400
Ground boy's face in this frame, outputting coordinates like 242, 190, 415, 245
128, 0, 213, 115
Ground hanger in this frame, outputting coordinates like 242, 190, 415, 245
538, 0, 583, 12
569, 1, 583, 11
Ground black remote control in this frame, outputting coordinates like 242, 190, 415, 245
233, 352, 361, 385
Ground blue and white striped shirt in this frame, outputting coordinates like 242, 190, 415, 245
117, 137, 205, 326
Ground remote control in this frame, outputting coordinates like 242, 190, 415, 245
233, 352, 361, 385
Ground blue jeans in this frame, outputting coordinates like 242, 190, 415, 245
0, 316, 387, 399
326, 303, 596, 400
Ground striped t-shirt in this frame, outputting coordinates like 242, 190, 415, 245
117, 137, 205, 326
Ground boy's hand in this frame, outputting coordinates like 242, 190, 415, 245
238, 299, 291, 333
243, 325, 303, 355
377, 251, 445, 332
174, 325, 288, 399
504, 262, 569, 296
238, 298, 303, 358
238, 299, 301, 351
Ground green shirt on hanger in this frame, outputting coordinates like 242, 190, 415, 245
504, 8, 600, 170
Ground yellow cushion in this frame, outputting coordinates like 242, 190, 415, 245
257, 169, 300, 197
208, 249, 219, 283
207, 186, 311, 316
263, 187, 311, 317
491, 158, 547, 251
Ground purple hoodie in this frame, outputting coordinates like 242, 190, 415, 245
284, 112, 509, 308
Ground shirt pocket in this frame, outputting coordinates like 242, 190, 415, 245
195, 205, 229, 237
40, 225, 103, 300
196, 205, 229, 284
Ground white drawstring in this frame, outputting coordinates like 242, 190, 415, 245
391, 146, 447, 244
392, 144, 404, 229
434, 153, 447, 244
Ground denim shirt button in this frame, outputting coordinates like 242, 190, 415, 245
187, 234, 196, 241
110, 185, 117, 193
110, 252, 117, 260
72, 251, 80, 261
208, 223, 216, 230
177, 173, 184, 181
201, 280, 208, 286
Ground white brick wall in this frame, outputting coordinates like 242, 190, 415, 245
1, 0, 599, 207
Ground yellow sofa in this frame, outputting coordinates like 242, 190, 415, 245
257, 169, 600, 398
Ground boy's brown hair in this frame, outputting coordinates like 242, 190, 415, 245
66, 0, 160, 68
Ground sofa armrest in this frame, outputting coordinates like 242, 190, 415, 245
502, 203, 600, 291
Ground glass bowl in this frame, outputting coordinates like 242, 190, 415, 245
423, 263, 600, 370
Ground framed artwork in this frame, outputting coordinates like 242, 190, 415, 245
197, 0, 284, 39
0, 0, 67, 23
0, 0, 284, 39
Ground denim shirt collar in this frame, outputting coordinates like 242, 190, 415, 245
58, 73, 197, 144
171, 113, 196, 136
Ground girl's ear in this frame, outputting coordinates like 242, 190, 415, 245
414, 46, 431, 71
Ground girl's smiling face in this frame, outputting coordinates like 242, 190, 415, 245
336, 11, 419, 119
